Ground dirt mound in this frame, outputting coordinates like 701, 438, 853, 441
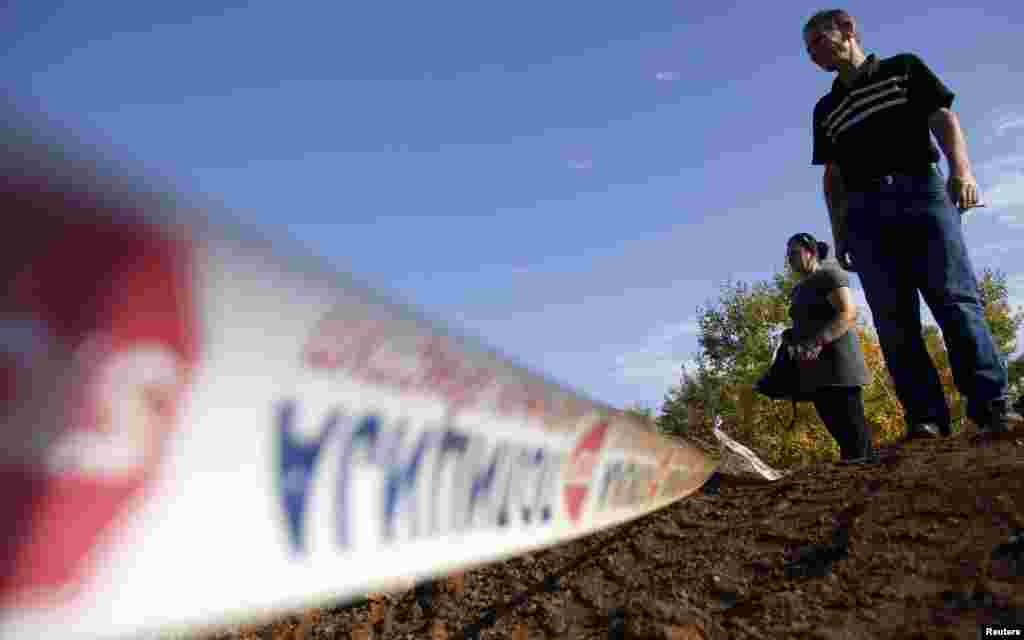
190, 430, 1024, 640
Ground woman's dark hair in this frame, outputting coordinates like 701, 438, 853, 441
787, 232, 830, 261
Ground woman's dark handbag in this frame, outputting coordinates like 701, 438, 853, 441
755, 329, 813, 428
755, 344, 797, 400
755, 330, 802, 398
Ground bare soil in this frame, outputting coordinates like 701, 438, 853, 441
191, 430, 1024, 640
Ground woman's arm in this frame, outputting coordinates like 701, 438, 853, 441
814, 286, 859, 346
794, 286, 859, 361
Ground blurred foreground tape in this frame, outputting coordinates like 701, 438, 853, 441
0, 111, 715, 640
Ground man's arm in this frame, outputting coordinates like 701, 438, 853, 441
928, 108, 981, 210
823, 162, 854, 270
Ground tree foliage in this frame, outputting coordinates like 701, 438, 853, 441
978, 268, 1023, 357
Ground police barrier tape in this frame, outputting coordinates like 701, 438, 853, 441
0, 111, 716, 640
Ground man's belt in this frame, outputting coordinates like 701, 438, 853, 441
843, 165, 938, 191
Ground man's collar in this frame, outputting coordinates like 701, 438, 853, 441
831, 54, 880, 93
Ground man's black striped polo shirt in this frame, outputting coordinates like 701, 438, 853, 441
811, 53, 955, 189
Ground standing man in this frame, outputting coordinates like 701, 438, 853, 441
803, 9, 1013, 438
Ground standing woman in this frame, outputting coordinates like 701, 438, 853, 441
786, 232, 874, 461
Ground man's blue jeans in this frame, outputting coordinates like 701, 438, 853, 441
845, 168, 1007, 431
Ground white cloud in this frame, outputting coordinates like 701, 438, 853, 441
977, 154, 1024, 173
655, 71, 681, 81
614, 351, 691, 387
974, 239, 1024, 260
974, 153, 1024, 222
1006, 273, 1024, 309
992, 111, 1024, 138
996, 116, 1024, 136
649, 320, 699, 343
612, 319, 699, 388
995, 213, 1024, 227
988, 178, 1024, 214
979, 107, 1024, 144
1006, 273, 1024, 357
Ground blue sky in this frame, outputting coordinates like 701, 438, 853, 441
5, 1, 1024, 414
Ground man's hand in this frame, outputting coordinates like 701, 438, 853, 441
928, 109, 983, 213
947, 172, 981, 212
824, 163, 856, 271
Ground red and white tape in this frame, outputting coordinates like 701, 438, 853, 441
0, 114, 716, 640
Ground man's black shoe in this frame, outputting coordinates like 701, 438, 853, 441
905, 423, 941, 440
837, 452, 881, 465
973, 398, 1017, 435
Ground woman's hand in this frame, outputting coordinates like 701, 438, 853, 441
789, 341, 823, 362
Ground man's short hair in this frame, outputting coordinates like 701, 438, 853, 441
803, 9, 861, 44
